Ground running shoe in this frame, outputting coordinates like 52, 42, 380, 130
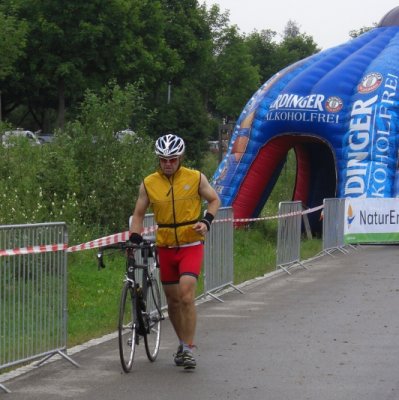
182, 350, 196, 369
174, 344, 184, 366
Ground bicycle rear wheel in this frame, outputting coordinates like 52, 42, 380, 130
118, 282, 137, 372
144, 277, 162, 361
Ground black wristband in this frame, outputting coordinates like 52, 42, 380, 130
200, 212, 214, 231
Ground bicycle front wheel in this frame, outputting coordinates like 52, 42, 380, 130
118, 282, 137, 372
144, 277, 162, 361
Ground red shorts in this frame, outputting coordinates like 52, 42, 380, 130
157, 243, 204, 284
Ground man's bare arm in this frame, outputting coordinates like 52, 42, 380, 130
199, 173, 221, 217
192, 173, 221, 234
130, 182, 150, 235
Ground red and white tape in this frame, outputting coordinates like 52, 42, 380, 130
66, 225, 158, 253
0, 205, 324, 256
66, 231, 129, 253
216, 204, 324, 223
302, 204, 324, 214
0, 243, 68, 257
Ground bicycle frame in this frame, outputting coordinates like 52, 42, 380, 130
124, 249, 151, 336
97, 240, 162, 371
125, 245, 153, 305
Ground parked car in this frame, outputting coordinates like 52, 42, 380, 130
208, 140, 219, 152
114, 129, 136, 142
2, 129, 42, 147
38, 133, 55, 144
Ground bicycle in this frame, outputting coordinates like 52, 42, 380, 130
97, 239, 164, 372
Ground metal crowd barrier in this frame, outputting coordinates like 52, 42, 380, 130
321, 198, 357, 256
322, 198, 347, 255
0, 223, 78, 393
203, 207, 242, 302
276, 201, 307, 274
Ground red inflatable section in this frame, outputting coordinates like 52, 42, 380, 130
232, 136, 317, 219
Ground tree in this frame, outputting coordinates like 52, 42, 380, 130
149, 77, 217, 167
148, 0, 217, 159
270, 21, 319, 74
0, 0, 171, 130
0, 11, 27, 122
204, 3, 233, 56
349, 24, 376, 39
213, 27, 260, 119
283, 19, 301, 39
160, 0, 213, 83
0, 12, 27, 81
54, 81, 155, 233
245, 29, 278, 83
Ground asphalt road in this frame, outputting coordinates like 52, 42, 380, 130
2, 245, 399, 400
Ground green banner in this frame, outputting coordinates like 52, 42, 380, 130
344, 232, 399, 244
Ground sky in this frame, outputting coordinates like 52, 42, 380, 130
203, 0, 399, 50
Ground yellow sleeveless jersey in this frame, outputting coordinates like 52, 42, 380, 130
144, 166, 204, 247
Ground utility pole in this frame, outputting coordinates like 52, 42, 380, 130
218, 118, 234, 162
167, 82, 171, 104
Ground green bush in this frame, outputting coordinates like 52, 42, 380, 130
0, 82, 156, 244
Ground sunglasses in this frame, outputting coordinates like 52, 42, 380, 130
159, 157, 179, 164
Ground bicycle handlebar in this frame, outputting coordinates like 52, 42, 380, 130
97, 240, 156, 270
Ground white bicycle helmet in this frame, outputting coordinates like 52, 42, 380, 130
155, 134, 185, 157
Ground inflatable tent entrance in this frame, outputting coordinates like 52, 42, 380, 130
212, 6, 399, 232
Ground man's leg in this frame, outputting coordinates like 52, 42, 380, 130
161, 245, 202, 368
163, 283, 183, 340
177, 275, 198, 369
163, 276, 197, 344
163, 283, 185, 366
178, 274, 197, 345
163, 275, 197, 368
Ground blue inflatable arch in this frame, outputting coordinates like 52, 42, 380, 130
212, 6, 399, 230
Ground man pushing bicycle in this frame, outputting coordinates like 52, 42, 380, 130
129, 133, 220, 369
